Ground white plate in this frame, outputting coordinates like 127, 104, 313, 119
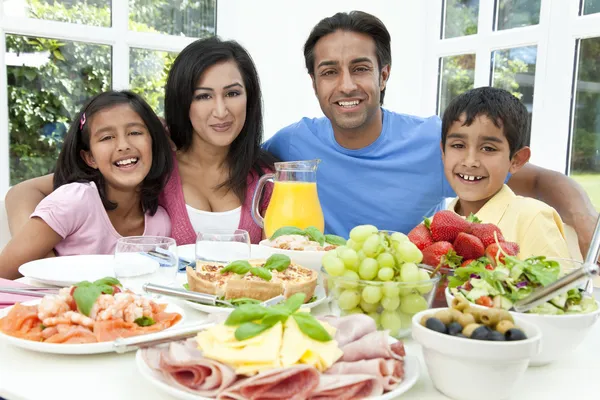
177, 244, 273, 262
135, 337, 419, 400
19, 255, 116, 287
182, 284, 328, 314
0, 299, 186, 355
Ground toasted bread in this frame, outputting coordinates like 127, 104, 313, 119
186, 259, 318, 302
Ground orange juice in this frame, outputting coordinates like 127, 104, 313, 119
264, 181, 324, 238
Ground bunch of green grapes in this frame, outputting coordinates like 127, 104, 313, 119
322, 225, 435, 337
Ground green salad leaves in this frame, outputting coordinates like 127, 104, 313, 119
219, 254, 292, 281
269, 226, 346, 247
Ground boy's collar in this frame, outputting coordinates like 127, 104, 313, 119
448, 185, 515, 225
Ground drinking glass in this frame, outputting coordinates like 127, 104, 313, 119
114, 236, 178, 293
195, 229, 251, 263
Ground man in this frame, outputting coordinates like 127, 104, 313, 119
263, 11, 598, 257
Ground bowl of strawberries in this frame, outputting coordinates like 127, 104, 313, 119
408, 210, 519, 308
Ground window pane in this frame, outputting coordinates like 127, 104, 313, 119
6, 35, 111, 185
582, 0, 600, 15
496, 0, 541, 30
130, 48, 177, 117
438, 54, 476, 115
443, 0, 479, 39
570, 37, 600, 211
129, 0, 216, 37
491, 46, 537, 129
3, 0, 110, 27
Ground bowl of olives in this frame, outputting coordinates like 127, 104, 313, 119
411, 296, 542, 400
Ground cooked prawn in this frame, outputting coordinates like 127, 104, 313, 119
42, 311, 95, 328
37, 295, 69, 321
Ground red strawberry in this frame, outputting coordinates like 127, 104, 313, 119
453, 232, 485, 260
485, 242, 520, 264
430, 210, 471, 242
470, 223, 505, 248
422, 241, 462, 270
408, 218, 433, 250
460, 259, 475, 268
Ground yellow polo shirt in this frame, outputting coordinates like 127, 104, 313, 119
447, 185, 572, 260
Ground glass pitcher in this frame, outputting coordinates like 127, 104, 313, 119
251, 159, 324, 238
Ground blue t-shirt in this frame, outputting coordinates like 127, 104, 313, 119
263, 108, 455, 237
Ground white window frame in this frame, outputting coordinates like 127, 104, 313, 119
422, 0, 600, 174
0, 1, 210, 197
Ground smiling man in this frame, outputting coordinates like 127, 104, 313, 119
263, 11, 598, 257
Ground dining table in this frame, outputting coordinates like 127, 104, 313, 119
0, 274, 599, 400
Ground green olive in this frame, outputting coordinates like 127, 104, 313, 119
462, 323, 482, 338
496, 320, 515, 335
434, 309, 453, 325
457, 312, 475, 328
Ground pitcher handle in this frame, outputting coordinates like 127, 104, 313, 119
251, 173, 274, 228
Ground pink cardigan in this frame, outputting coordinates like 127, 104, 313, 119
159, 154, 273, 245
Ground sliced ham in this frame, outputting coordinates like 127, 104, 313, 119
318, 314, 377, 346
325, 358, 404, 391
44, 326, 98, 343
218, 364, 320, 400
309, 374, 383, 400
339, 330, 405, 362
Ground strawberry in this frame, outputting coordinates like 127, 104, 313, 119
461, 259, 475, 268
422, 241, 462, 270
429, 210, 471, 242
453, 232, 485, 260
470, 223, 505, 248
485, 242, 520, 264
408, 217, 433, 250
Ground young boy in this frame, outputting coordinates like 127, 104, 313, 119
440, 87, 571, 260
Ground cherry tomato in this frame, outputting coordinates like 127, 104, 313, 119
476, 296, 493, 307
485, 264, 495, 270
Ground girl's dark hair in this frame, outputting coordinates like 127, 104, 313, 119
164, 36, 277, 202
53, 90, 173, 215
303, 11, 392, 105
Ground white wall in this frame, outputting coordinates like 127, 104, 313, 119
216, 0, 430, 140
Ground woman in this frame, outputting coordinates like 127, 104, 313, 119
6, 37, 277, 245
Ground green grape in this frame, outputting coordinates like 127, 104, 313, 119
398, 286, 415, 296
339, 270, 360, 289
382, 282, 401, 298
339, 248, 360, 271
357, 249, 367, 261
362, 234, 381, 258
400, 262, 419, 282
358, 258, 379, 280
337, 289, 361, 310
381, 295, 400, 311
368, 311, 381, 327
362, 285, 383, 304
416, 269, 434, 294
391, 232, 409, 243
349, 225, 378, 243
397, 311, 413, 329
399, 293, 429, 315
342, 307, 363, 316
380, 310, 402, 336
346, 239, 362, 251
395, 240, 423, 264
322, 254, 345, 276
360, 299, 379, 313
376, 252, 395, 269
377, 267, 394, 281
335, 245, 349, 257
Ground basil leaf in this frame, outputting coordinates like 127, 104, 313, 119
134, 316, 156, 327
292, 312, 332, 342
250, 267, 272, 281
235, 322, 273, 341
96, 284, 114, 295
262, 309, 290, 326
221, 260, 251, 275
73, 285, 102, 317
93, 277, 121, 287
183, 283, 190, 290
324, 234, 346, 246
264, 254, 291, 272
73, 280, 93, 288
282, 292, 306, 314
305, 226, 325, 246
269, 226, 307, 240
225, 304, 268, 326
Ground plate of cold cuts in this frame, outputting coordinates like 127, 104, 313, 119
135, 313, 419, 399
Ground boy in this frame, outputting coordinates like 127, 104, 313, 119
440, 87, 571, 260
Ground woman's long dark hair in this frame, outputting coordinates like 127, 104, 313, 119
165, 37, 277, 202
53, 90, 173, 215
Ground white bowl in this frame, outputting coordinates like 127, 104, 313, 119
445, 287, 600, 366
258, 240, 327, 271
412, 308, 542, 400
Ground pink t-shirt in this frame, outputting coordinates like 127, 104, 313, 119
31, 182, 171, 256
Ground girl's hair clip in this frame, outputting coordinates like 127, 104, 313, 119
80, 113, 87, 130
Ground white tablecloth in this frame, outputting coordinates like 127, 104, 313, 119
1, 278, 599, 400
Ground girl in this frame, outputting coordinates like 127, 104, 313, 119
0, 91, 173, 279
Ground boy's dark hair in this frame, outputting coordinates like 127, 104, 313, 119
164, 36, 277, 202
441, 87, 530, 158
54, 90, 173, 215
303, 11, 392, 105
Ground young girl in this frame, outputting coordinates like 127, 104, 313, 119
0, 91, 173, 279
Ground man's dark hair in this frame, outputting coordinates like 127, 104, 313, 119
54, 90, 173, 215
441, 87, 530, 158
303, 11, 391, 105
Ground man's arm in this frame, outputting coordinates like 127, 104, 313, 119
507, 163, 598, 259
5, 174, 54, 235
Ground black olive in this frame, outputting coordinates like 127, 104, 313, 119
488, 331, 506, 341
425, 318, 447, 334
447, 322, 463, 336
505, 328, 527, 341
471, 326, 490, 340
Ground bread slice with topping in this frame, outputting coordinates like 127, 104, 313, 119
186, 259, 318, 302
